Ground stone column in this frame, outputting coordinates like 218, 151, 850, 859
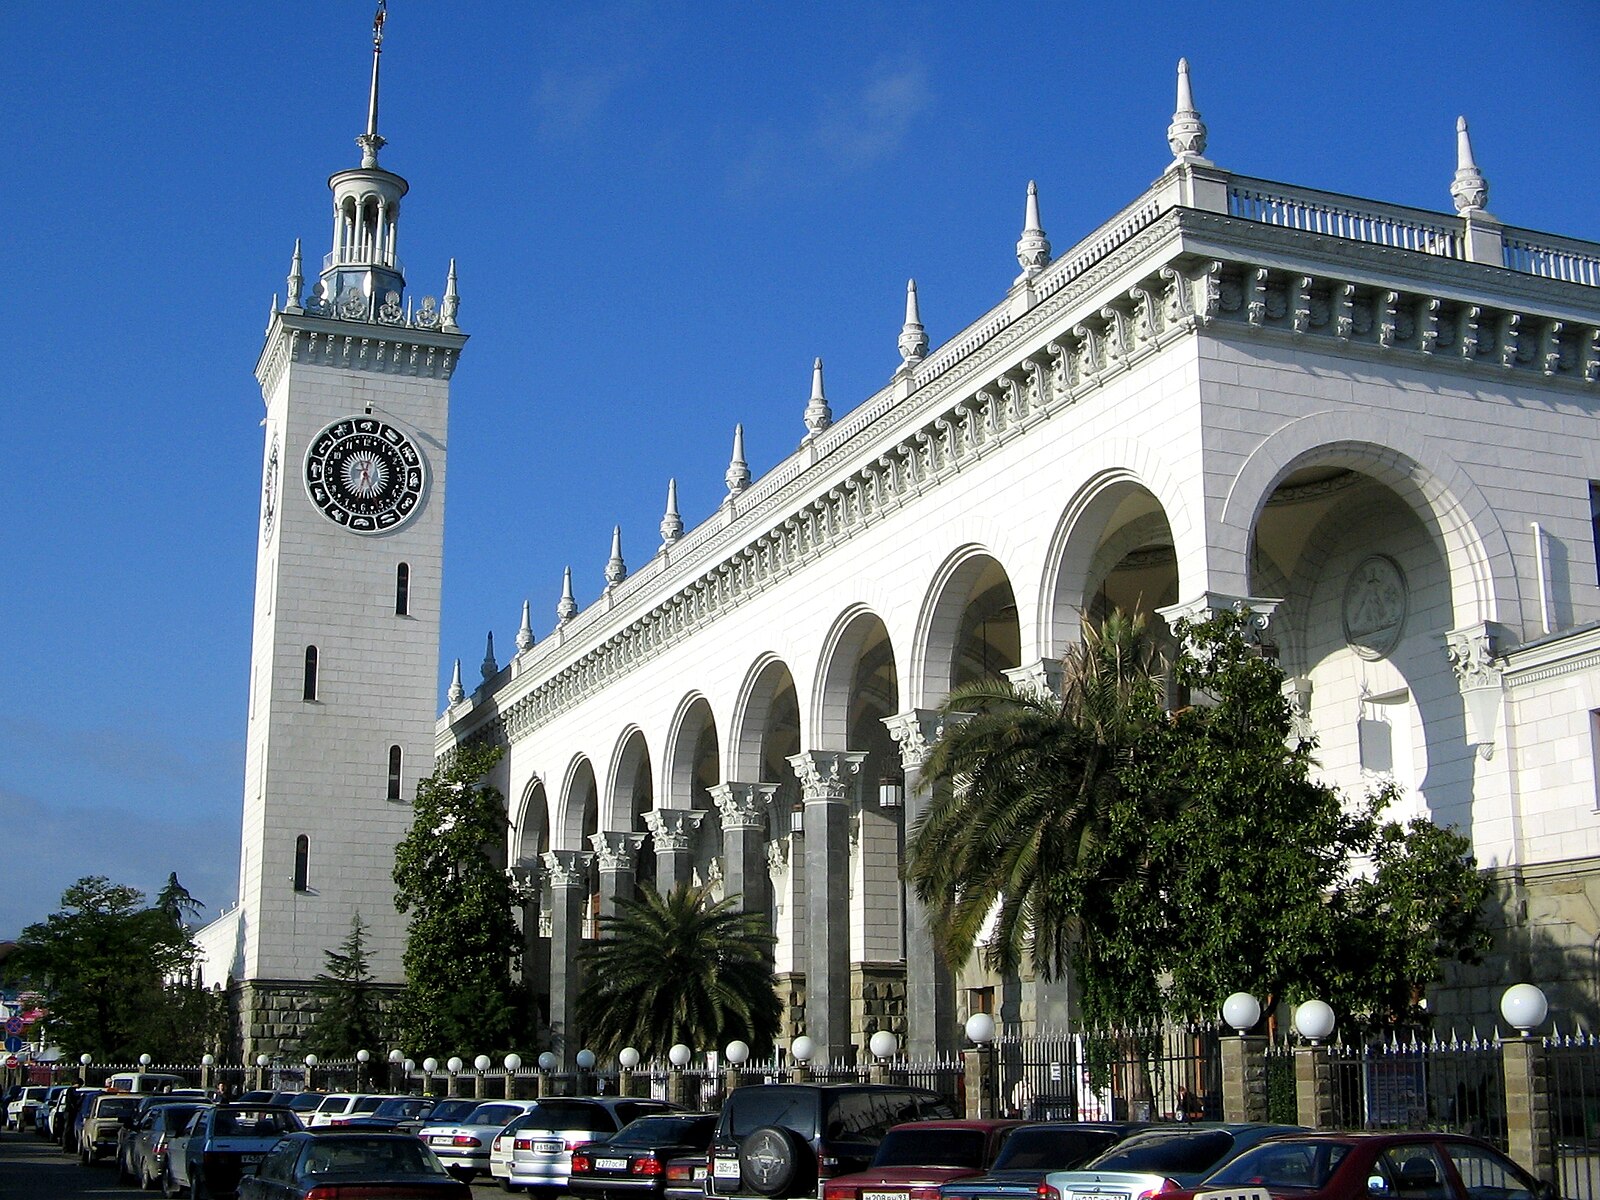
883, 711, 962, 1057
590, 832, 646, 922
710, 783, 777, 918
1294, 1046, 1339, 1129
643, 809, 705, 895
1220, 1035, 1269, 1123
1502, 1036, 1555, 1181
788, 750, 867, 1061
509, 862, 548, 1027
543, 849, 594, 1065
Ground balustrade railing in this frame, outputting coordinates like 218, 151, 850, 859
1228, 177, 1464, 258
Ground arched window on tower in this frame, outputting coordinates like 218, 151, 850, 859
293, 835, 310, 892
387, 745, 404, 802
395, 563, 410, 616
303, 646, 319, 701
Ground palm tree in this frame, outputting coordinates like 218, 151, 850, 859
575, 882, 781, 1058
905, 610, 1163, 982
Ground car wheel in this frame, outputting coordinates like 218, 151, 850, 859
738, 1125, 814, 1199
140, 1160, 156, 1191
192, 1168, 210, 1199
80, 1145, 91, 1166
447, 1166, 475, 1183
162, 1165, 182, 1198
119, 1152, 133, 1184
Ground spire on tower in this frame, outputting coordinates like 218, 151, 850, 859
1015, 181, 1052, 282
803, 357, 832, 438
898, 280, 928, 368
725, 425, 751, 495
557, 567, 578, 624
1450, 116, 1490, 214
1166, 58, 1209, 162
660, 479, 684, 547
516, 599, 535, 652
287, 240, 304, 312
442, 259, 460, 331
447, 659, 465, 705
481, 630, 498, 681
605, 526, 628, 587
357, 1, 389, 168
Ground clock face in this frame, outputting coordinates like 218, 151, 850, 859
303, 417, 426, 534
262, 437, 280, 542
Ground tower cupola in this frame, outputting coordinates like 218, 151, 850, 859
316, 2, 409, 313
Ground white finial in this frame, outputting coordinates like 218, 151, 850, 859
1451, 116, 1489, 214
357, 2, 389, 167
268, 295, 278, 332
557, 567, 578, 624
447, 658, 465, 705
287, 240, 305, 310
481, 631, 498, 681
898, 279, 928, 367
441, 259, 460, 331
660, 479, 683, 546
516, 599, 535, 651
1015, 180, 1052, 281
1166, 57, 1209, 162
803, 357, 832, 438
605, 525, 628, 587
725, 424, 751, 495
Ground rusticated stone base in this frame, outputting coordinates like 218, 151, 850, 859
233, 979, 404, 1062
853, 963, 907, 1052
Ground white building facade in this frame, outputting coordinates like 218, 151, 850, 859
221, 54, 1600, 1059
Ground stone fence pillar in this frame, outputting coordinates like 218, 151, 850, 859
963, 1047, 994, 1119
667, 1069, 692, 1109
1502, 1037, 1556, 1182
1220, 1035, 1268, 1123
1294, 1046, 1338, 1129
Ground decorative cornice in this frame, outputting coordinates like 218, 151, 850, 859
256, 309, 465, 398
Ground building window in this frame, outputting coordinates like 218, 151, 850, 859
395, 563, 410, 616
387, 744, 404, 801
293, 835, 310, 892
303, 645, 319, 701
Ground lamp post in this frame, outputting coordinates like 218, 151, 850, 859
668, 1043, 692, 1108
447, 1056, 464, 1098
724, 1040, 750, 1095
78, 1053, 90, 1085
255, 1054, 269, 1092
422, 1057, 440, 1098
789, 1036, 815, 1084
618, 1047, 640, 1098
1500, 984, 1554, 1184
868, 1031, 897, 1086
537, 1051, 557, 1098
355, 1049, 371, 1092
1290, 999, 1338, 1130
388, 1049, 404, 1093
964, 1013, 996, 1119
1219, 993, 1265, 1124
304, 1054, 319, 1091
474, 1054, 492, 1099
201, 1053, 216, 1092
575, 1048, 596, 1095
503, 1053, 523, 1099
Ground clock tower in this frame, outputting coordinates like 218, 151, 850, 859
233, 6, 466, 1053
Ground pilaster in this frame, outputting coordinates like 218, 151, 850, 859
1446, 623, 1506, 760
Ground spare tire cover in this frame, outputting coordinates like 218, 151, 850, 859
739, 1125, 813, 1197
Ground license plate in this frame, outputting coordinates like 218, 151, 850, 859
865, 1192, 909, 1200
597, 1157, 629, 1171
694, 1167, 708, 1180
714, 1158, 741, 1179
241, 1154, 263, 1165
536, 1140, 563, 1153
429, 1135, 451, 1145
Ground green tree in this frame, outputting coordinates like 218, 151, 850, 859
907, 611, 1164, 983
575, 883, 781, 1058
304, 915, 384, 1056
392, 743, 523, 1053
4, 876, 199, 1059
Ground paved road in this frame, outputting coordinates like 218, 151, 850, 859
0, 1127, 507, 1197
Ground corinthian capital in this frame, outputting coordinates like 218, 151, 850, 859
787, 750, 868, 802
589, 831, 647, 873
643, 808, 705, 854
541, 848, 593, 889
709, 782, 778, 832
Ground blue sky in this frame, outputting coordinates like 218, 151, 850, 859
3, 1, 1597, 939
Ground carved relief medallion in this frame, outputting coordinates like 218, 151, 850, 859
1342, 555, 1407, 660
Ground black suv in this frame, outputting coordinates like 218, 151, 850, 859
710, 1083, 956, 1199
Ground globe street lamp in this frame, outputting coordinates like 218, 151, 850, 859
1222, 992, 1262, 1034
1501, 984, 1549, 1037
255, 1053, 270, 1092
1293, 1000, 1337, 1045
964, 1013, 997, 1118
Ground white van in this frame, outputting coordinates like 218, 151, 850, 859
103, 1071, 188, 1094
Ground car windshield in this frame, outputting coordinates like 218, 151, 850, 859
521, 1101, 617, 1133
299, 1136, 445, 1177
1206, 1141, 1351, 1189
96, 1097, 141, 1119
158, 1106, 205, 1129
1087, 1130, 1235, 1175
427, 1099, 480, 1123
873, 1127, 989, 1169
212, 1108, 301, 1137
289, 1094, 326, 1112
373, 1098, 432, 1119
318, 1095, 354, 1111
465, 1104, 524, 1127
995, 1128, 1122, 1170
609, 1115, 718, 1147
728, 1089, 819, 1140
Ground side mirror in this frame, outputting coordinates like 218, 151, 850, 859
1368, 1175, 1391, 1196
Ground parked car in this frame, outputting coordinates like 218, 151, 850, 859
236, 1128, 471, 1199
709, 1083, 959, 1199
119, 1101, 210, 1190
1160, 1131, 1556, 1200
419, 1098, 544, 1182
1037, 1123, 1307, 1200
820, 1118, 1023, 1200
341, 1095, 444, 1132
78, 1090, 145, 1164
107, 1071, 191, 1094
506, 1103, 700, 1195
540, 1107, 710, 1200
7, 1084, 50, 1130
939, 1121, 1144, 1200
285, 1093, 328, 1118
37, 1086, 68, 1138
163, 1103, 304, 1198
304, 1092, 399, 1127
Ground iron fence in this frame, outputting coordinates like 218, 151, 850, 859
1323, 1034, 1505, 1147
1547, 1031, 1600, 1200
995, 1025, 1223, 1121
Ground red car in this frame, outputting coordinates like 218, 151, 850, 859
1162, 1132, 1555, 1200
821, 1120, 1023, 1200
